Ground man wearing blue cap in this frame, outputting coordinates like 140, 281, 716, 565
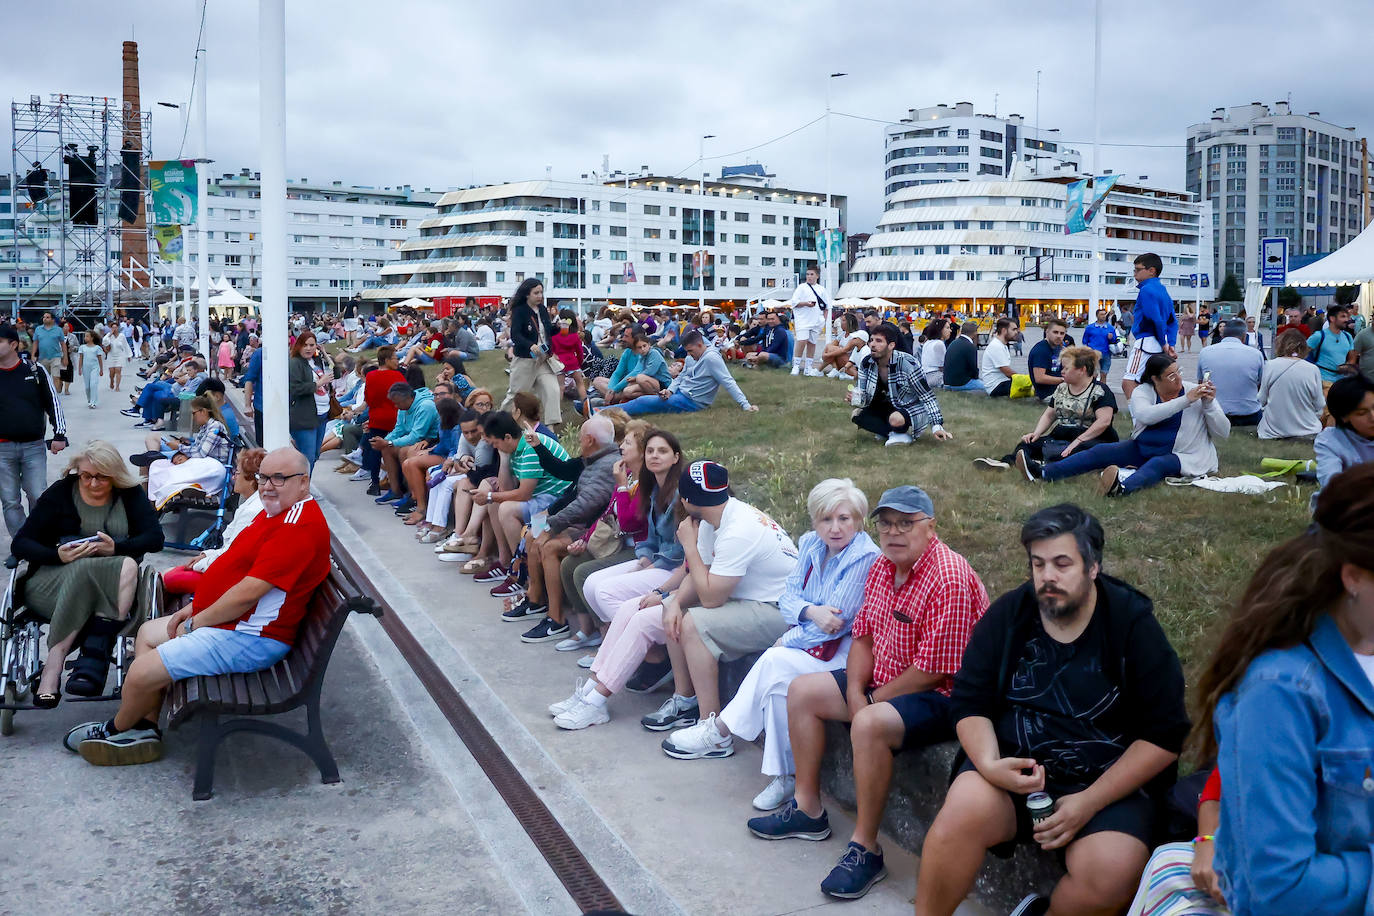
747, 484, 988, 900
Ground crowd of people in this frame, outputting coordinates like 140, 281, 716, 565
3, 252, 1373, 915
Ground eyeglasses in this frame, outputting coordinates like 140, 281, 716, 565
78, 472, 112, 484
254, 472, 306, 487
874, 516, 931, 534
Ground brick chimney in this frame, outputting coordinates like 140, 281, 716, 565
121, 40, 150, 293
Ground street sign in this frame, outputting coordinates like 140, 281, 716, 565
1260, 237, 1288, 287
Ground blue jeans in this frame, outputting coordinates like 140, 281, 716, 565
0, 440, 47, 536
408, 352, 436, 365
1043, 440, 1182, 493
617, 392, 705, 416
945, 379, 986, 393
355, 335, 392, 350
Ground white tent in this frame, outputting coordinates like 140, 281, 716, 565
1287, 221, 1374, 286
835, 297, 868, 309
208, 286, 260, 308
866, 297, 900, 311
391, 297, 433, 310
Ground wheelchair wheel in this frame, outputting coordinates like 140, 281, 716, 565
1, 682, 16, 736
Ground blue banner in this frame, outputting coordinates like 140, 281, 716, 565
1064, 175, 1120, 234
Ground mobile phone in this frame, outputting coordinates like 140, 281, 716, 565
1202, 370, 1212, 384
64, 534, 102, 546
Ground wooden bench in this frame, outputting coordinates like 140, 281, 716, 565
161, 568, 383, 800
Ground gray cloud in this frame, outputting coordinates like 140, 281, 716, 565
5, 0, 1371, 231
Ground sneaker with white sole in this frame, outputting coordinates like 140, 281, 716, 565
436, 551, 474, 564
548, 678, 593, 717
804, 367, 824, 378
554, 630, 602, 652
520, 616, 569, 643
640, 694, 699, 731
576, 654, 595, 669
661, 713, 734, 759
348, 468, 369, 481
884, 432, 913, 446
73, 720, 164, 766
973, 456, 1010, 470
501, 597, 546, 622
752, 774, 796, 810
554, 695, 610, 730
790, 365, 801, 376
344, 449, 363, 464
473, 564, 509, 584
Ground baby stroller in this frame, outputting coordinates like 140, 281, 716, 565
0, 555, 164, 736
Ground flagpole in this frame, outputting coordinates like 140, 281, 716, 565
259, 0, 289, 450
1089, 0, 1101, 322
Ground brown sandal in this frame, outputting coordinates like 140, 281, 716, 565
460, 557, 491, 575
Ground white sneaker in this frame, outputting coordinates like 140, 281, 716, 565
555, 631, 602, 652
885, 432, 913, 446
436, 551, 473, 564
790, 365, 800, 376
344, 449, 363, 463
348, 468, 369, 481
548, 678, 591, 717
576, 653, 595, 669
804, 368, 823, 378
661, 713, 734, 759
553, 695, 610, 730
752, 774, 797, 810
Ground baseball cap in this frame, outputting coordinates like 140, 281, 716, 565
870, 485, 935, 520
678, 460, 730, 507
0, 325, 19, 344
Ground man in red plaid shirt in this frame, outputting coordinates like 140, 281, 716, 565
747, 485, 988, 900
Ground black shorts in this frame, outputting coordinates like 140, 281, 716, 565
831, 670, 954, 751
954, 759, 1156, 857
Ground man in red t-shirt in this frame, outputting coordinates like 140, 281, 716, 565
361, 345, 406, 494
67, 447, 332, 767
746, 485, 988, 901
1276, 307, 1312, 340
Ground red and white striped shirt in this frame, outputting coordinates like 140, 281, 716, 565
851, 536, 988, 695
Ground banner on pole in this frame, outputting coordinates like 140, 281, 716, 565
149, 160, 198, 225
692, 250, 704, 279
624, 261, 636, 283
153, 224, 184, 262
1064, 174, 1120, 234
816, 228, 845, 265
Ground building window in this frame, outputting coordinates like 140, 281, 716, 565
953, 220, 968, 229
591, 273, 600, 284
938, 270, 955, 280
761, 235, 775, 245
644, 275, 661, 286
495, 272, 505, 282
389, 218, 407, 229
934, 245, 950, 254
644, 204, 660, 215
609, 202, 626, 213
918, 270, 934, 280
514, 246, 525, 256
734, 278, 749, 287
761, 256, 776, 266
610, 225, 627, 237
734, 234, 749, 244
610, 250, 627, 261
735, 212, 749, 221
643, 228, 660, 239
734, 255, 749, 265
535, 247, 544, 257
590, 200, 601, 211
761, 213, 776, 224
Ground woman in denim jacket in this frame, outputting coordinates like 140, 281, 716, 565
1193, 462, 1374, 916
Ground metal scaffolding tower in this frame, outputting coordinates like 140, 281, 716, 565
8, 93, 154, 319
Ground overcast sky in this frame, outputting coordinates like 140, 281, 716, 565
7, 1, 1370, 231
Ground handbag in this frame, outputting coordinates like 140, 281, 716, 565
585, 512, 624, 558
327, 388, 344, 420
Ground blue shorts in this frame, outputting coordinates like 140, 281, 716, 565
830, 670, 954, 751
765, 353, 787, 368
157, 626, 291, 681
521, 490, 559, 523
1097, 354, 1112, 374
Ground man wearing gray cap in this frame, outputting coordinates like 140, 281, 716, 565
1196, 317, 1265, 425
748, 484, 988, 901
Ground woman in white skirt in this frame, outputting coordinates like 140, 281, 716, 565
659, 478, 879, 812
102, 324, 132, 392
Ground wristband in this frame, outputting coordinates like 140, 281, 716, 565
931, 424, 946, 434
865, 689, 875, 705
653, 588, 669, 599
1192, 835, 1214, 844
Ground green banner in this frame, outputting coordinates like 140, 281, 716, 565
149, 159, 198, 225
153, 224, 184, 262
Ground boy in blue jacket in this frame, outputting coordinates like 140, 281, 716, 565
1122, 252, 1177, 398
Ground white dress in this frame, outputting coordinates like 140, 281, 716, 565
103, 332, 131, 368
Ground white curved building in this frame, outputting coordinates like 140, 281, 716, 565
841, 170, 1212, 315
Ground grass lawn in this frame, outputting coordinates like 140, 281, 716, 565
343, 344, 1317, 686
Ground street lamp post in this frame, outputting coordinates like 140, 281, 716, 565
824, 72, 846, 345
699, 134, 715, 315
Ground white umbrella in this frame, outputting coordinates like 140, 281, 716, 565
836, 297, 868, 308
865, 297, 900, 310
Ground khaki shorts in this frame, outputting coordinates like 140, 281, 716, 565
685, 599, 789, 661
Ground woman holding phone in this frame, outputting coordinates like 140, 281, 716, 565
10, 440, 163, 705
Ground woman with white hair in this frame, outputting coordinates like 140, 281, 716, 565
659, 478, 880, 812
11, 440, 163, 704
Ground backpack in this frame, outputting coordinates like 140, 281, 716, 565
1306, 328, 1351, 366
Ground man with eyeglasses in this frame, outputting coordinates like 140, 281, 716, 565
915, 504, 1187, 916
748, 485, 988, 901
0, 323, 67, 536
1122, 252, 1178, 399
67, 447, 332, 766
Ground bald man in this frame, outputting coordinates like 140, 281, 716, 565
67, 447, 334, 766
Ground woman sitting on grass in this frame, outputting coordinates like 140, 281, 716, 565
976, 346, 1118, 471
1312, 375, 1374, 509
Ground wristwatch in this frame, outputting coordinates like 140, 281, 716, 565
653, 587, 670, 600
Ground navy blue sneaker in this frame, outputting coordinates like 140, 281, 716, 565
819, 842, 886, 899
746, 799, 831, 841
374, 490, 403, 504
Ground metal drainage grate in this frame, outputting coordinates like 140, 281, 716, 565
331, 538, 624, 914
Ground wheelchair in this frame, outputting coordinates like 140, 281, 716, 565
156, 435, 244, 553
0, 555, 164, 736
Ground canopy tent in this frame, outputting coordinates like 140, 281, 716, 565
865, 297, 900, 311
208, 286, 259, 308
1287, 221, 1374, 286
390, 297, 433, 310
835, 297, 868, 309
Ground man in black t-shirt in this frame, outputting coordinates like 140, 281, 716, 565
913, 504, 1188, 916
942, 321, 983, 391
1027, 318, 1068, 401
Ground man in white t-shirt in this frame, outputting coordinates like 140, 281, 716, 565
979, 317, 1017, 397
640, 459, 801, 731
788, 266, 830, 377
